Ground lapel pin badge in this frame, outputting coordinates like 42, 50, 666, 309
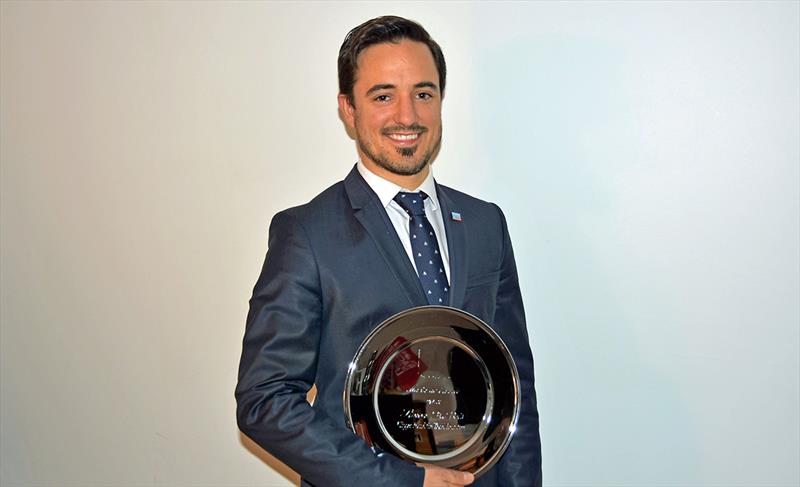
451, 212, 462, 222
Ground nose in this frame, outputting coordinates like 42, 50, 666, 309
394, 93, 418, 127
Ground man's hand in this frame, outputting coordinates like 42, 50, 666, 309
419, 463, 475, 487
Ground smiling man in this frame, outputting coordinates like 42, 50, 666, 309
236, 16, 542, 487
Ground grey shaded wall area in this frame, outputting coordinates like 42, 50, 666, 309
1, 1, 798, 486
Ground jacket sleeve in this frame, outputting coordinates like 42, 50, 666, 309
235, 210, 425, 487
492, 205, 543, 487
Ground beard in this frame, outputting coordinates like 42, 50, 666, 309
356, 124, 442, 177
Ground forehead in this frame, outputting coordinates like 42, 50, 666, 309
354, 39, 439, 89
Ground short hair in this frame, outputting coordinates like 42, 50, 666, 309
338, 15, 447, 106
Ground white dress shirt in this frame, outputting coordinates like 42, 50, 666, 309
356, 161, 451, 283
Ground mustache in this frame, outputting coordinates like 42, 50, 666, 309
381, 124, 428, 135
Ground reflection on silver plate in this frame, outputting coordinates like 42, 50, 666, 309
343, 306, 520, 477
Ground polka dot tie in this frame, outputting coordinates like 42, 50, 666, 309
393, 191, 449, 305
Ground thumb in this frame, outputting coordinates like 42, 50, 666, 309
454, 470, 475, 485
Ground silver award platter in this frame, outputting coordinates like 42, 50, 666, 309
343, 306, 520, 477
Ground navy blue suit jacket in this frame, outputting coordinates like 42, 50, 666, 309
236, 166, 542, 486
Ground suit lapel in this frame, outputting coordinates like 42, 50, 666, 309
436, 184, 467, 309
344, 167, 427, 308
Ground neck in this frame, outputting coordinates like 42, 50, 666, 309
360, 158, 430, 190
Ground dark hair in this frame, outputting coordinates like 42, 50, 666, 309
338, 16, 447, 106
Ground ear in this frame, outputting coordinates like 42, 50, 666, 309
338, 93, 356, 128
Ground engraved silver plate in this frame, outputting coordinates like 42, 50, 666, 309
343, 306, 520, 477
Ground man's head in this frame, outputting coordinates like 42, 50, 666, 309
338, 16, 446, 107
337, 16, 447, 187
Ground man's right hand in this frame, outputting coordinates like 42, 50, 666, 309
419, 463, 475, 487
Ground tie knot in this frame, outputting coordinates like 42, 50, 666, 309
394, 191, 428, 216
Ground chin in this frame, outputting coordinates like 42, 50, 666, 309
359, 137, 436, 179
381, 155, 429, 176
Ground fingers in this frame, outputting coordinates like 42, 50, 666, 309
420, 463, 475, 486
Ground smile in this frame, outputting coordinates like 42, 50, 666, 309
386, 133, 420, 142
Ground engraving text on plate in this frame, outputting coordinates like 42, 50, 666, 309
407, 374, 461, 395
395, 372, 466, 431
376, 339, 489, 456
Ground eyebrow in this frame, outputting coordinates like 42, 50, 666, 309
414, 81, 439, 92
365, 81, 440, 95
365, 83, 395, 95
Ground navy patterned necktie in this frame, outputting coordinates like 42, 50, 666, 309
393, 191, 450, 305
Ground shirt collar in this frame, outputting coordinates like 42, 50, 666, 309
356, 160, 441, 212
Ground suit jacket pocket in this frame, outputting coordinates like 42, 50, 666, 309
465, 270, 501, 289
463, 270, 501, 322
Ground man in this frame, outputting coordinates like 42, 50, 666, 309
236, 16, 542, 487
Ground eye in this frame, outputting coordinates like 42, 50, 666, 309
417, 92, 434, 100
374, 94, 391, 102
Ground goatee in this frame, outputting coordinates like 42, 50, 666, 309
357, 126, 442, 177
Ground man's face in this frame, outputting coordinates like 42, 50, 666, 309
339, 39, 442, 183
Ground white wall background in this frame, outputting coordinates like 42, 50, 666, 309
1, 2, 797, 486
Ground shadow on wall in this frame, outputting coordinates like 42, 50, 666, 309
474, 33, 702, 484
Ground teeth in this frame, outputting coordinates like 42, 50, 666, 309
387, 133, 419, 141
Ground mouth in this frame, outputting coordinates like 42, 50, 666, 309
386, 133, 419, 141
383, 127, 427, 147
